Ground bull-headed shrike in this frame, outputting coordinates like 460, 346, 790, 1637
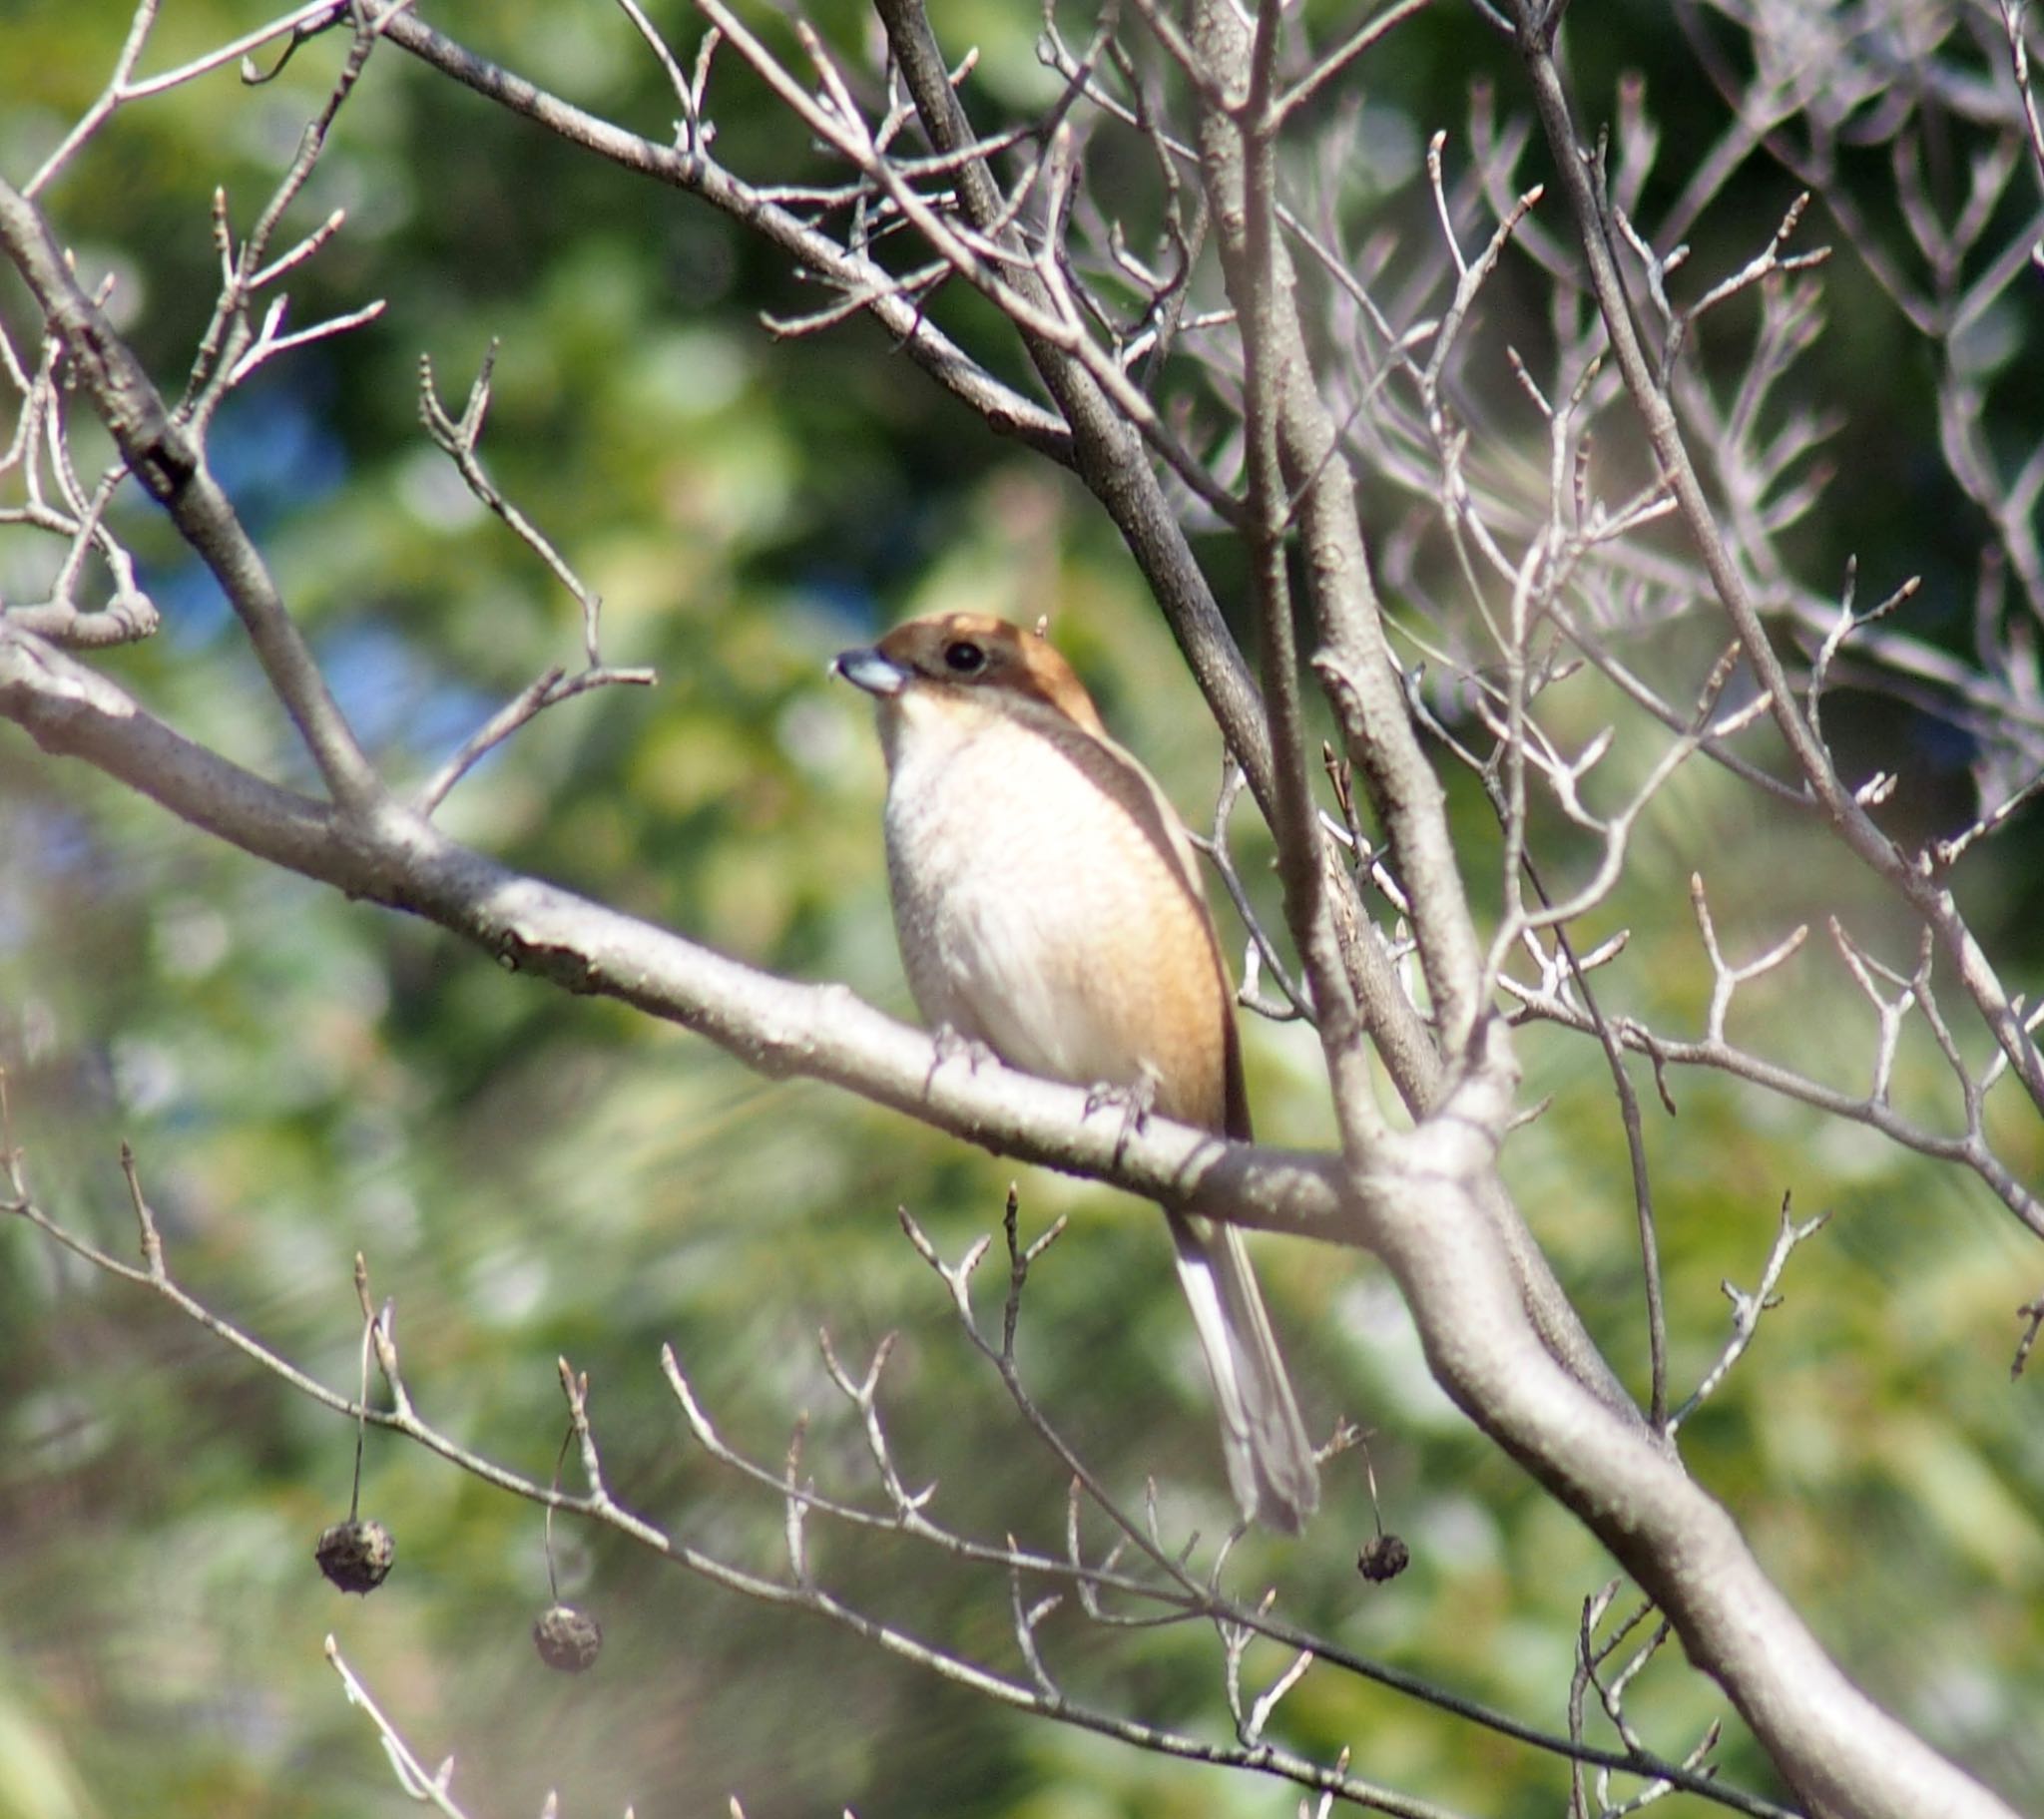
835, 612, 1318, 1532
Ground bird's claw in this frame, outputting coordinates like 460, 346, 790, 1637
925, 1024, 998, 1094
1085, 1065, 1161, 1163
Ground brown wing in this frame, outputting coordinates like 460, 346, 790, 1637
1040, 711, 1248, 1140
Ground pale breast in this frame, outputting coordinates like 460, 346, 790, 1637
880, 698, 1230, 1127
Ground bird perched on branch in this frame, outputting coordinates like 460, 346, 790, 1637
833, 612, 1319, 1532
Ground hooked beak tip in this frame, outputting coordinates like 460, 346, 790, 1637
831, 647, 909, 697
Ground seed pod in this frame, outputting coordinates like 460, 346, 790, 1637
533, 1602, 603, 1673
1356, 1532, 1410, 1583
315, 1519, 395, 1594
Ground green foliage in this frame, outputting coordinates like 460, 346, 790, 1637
3, 5, 2042, 1818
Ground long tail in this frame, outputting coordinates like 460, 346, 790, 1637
1166, 1210, 1320, 1533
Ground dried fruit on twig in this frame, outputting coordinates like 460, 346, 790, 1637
315, 1519, 395, 1594
533, 1602, 603, 1673
1357, 1532, 1410, 1583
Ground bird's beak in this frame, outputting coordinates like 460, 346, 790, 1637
830, 646, 911, 697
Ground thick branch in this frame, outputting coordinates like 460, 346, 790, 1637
1223, 10, 1378, 1139
1361, 1086, 2019, 1819
1180, 0, 1626, 1435
0, 619, 1345, 1244
1182, 20, 1485, 1079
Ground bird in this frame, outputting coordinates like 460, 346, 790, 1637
833, 611, 1319, 1532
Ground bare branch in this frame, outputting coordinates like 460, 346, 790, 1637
325, 1637, 474, 1819
0, 1114, 1784, 1817
1510, 0, 2044, 1122
0, 178, 384, 812
367, 5, 1070, 459
1273, 0, 1440, 126
1669, 1193, 1832, 1435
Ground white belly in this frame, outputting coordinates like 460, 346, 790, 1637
880, 703, 1217, 1102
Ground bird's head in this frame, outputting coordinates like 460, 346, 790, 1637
831, 613, 1109, 743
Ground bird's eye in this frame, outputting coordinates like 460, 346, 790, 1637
943, 640, 987, 675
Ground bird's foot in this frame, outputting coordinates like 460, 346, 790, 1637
925, 1023, 998, 1095
1084, 1064, 1161, 1163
